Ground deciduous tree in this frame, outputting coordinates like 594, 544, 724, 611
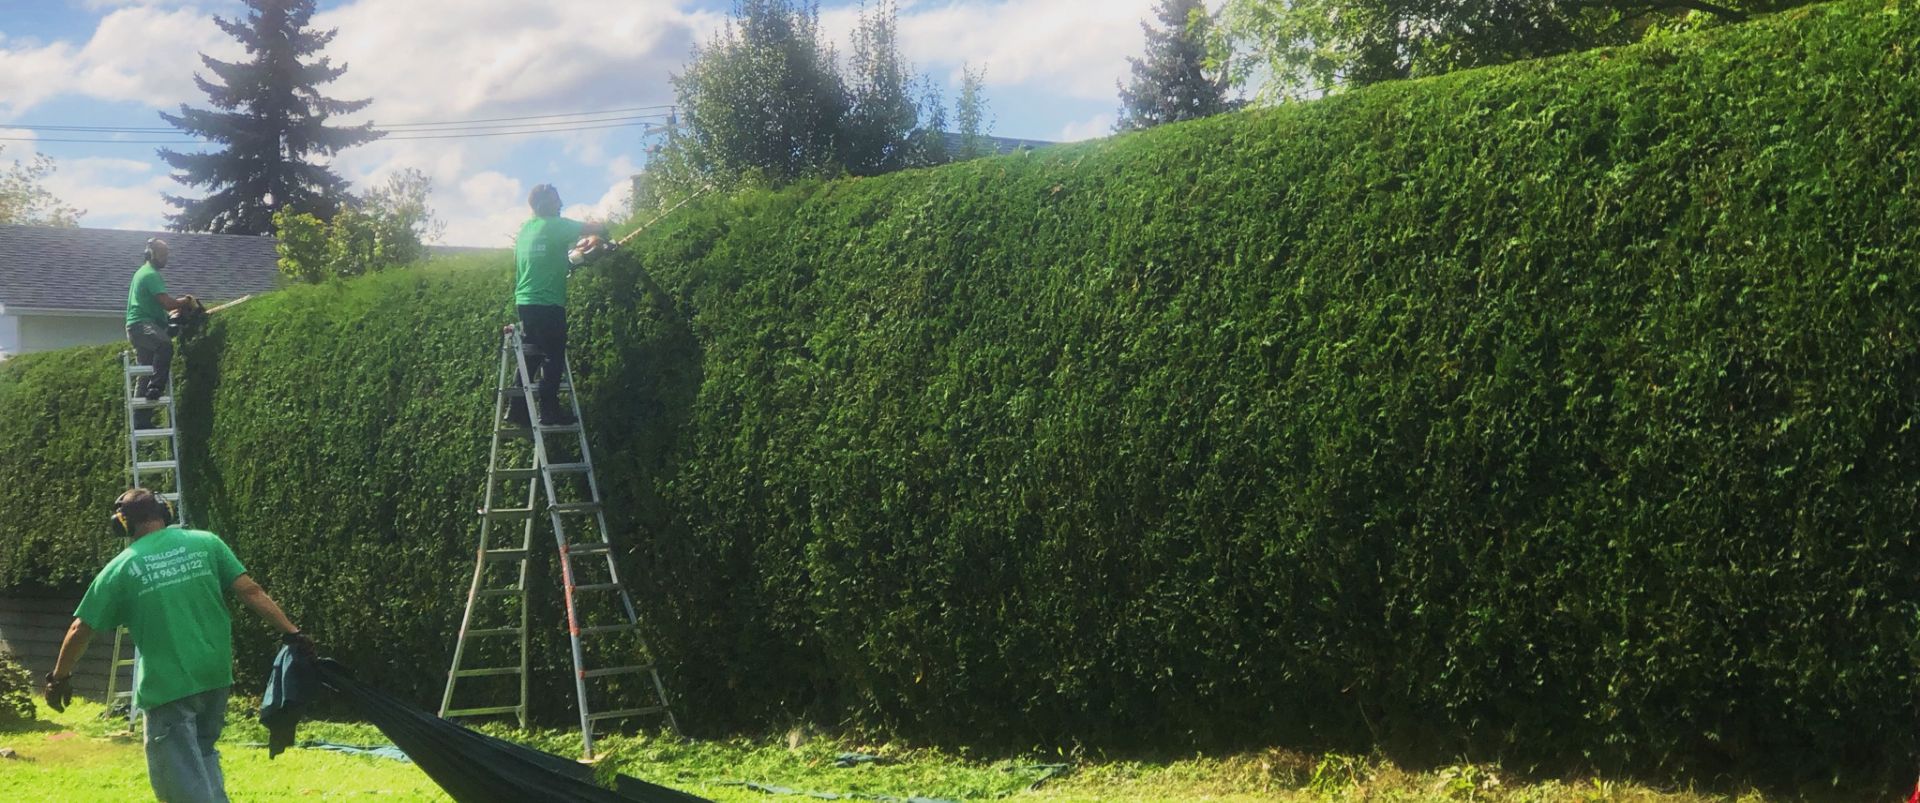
1225, 0, 1810, 99
0, 148, 82, 227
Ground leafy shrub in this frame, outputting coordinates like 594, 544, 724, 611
1, 0, 1917, 790
273, 169, 440, 283
0, 649, 35, 723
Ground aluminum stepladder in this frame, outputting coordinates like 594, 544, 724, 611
440, 324, 679, 758
112, 351, 188, 719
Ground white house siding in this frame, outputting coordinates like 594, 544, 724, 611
0, 310, 18, 358
15, 311, 125, 354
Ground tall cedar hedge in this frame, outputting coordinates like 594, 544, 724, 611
3, 0, 1919, 787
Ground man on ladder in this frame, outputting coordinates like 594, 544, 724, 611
441, 184, 676, 758
126, 238, 197, 429
510, 185, 606, 428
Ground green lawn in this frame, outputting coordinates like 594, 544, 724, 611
0, 698, 1781, 802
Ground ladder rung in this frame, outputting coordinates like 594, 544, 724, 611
444, 705, 522, 717
477, 587, 525, 598
157, 492, 180, 503
452, 667, 523, 678
578, 624, 637, 637
134, 460, 179, 472
132, 428, 176, 439
565, 543, 612, 557
573, 583, 622, 593
115, 659, 136, 668
544, 462, 590, 473
583, 665, 649, 679
481, 508, 536, 521
111, 691, 133, 700
586, 706, 664, 722
551, 502, 600, 514
536, 423, 582, 434
483, 548, 530, 561
125, 365, 156, 377
129, 397, 174, 409
499, 385, 571, 396
467, 627, 523, 638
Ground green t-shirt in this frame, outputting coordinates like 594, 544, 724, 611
126, 263, 168, 328
514, 216, 585, 307
74, 527, 248, 710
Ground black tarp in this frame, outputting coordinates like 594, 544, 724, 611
309, 659, 710, 803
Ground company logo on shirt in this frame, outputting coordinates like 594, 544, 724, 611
132, 545, 213, 596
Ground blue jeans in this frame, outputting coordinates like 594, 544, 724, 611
143, 686, 230, 803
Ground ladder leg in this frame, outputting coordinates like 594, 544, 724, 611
444, 330, 537, 726
450, 325, 680, 755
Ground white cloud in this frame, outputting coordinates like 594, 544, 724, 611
893, 0, 1154, 100
1054, 112, 1115, 142
309, 0, 699, 244
0, 6, 234, 117
7, 1, 1158, 243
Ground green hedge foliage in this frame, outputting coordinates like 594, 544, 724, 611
3, 0, 1919, 788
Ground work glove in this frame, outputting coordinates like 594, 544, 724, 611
282, 630, 316, 658
43, 672, 72, 713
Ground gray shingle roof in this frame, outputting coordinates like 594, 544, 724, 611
0, 224, 281, 312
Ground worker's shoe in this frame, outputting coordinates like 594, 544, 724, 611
143, 383, 165, 401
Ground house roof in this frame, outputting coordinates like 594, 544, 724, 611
0, 224, 281, 313
941, 132, 1057, 156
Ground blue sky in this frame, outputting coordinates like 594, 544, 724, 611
0, 0, 1156, 245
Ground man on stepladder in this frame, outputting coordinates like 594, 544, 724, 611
126, 238, 196, 428
41, 488, 313, 803
510, 184, 606, 427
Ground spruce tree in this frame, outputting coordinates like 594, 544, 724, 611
1116, 0, 1235, 132
158, 0, 381, 235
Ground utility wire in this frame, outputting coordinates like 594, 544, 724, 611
0, 119, 670, 145
0, 105, 676, 135
379, 105, 676, 128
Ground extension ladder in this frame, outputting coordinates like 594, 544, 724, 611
440, 325, 679, 758
113, 351, 188, 718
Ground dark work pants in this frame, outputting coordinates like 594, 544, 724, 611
516, 304, 568, 414
128, 321, 172, 399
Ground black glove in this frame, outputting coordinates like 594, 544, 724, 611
282, 630, 316, 658
43, 672, 72, 713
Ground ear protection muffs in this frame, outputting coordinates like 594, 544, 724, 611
528, 184, 562, 217
144, 238, 168, 267
110, 493, 177, 538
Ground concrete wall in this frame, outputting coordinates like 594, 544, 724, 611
0, 593, 126, 702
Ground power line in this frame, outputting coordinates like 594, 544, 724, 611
0, 118, 671, 146
0, 105, 677, 135
380, 105, 676, 129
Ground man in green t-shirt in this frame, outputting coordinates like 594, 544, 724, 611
42, 489, 312, 803
126, 239, 197, 417
511, 184, 606, 427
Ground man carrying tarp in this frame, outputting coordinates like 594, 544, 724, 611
126, 238, 197, 426
510, 184, 607, 427
41, 488, 313, 803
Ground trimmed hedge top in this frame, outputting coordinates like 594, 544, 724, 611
3, 0, 1919, 789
